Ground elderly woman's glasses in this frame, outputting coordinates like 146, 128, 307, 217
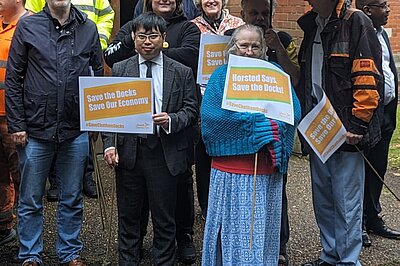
135, 33, 162, 42
234, 41, 261, 53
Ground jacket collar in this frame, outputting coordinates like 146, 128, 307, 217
43, 3, 87, 26
298, 0, 348, 33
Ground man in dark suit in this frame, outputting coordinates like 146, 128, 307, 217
356, 0, 400, 247
102, 12, 198, 266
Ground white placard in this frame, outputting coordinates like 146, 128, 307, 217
298, 93, 347, 163
79, 77, 154, 133
197, 34, 231, 85
221, 55, 294, 125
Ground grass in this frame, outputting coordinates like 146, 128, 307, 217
388, 103, 400, 170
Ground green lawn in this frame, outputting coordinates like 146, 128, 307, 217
388, 104, 400, 170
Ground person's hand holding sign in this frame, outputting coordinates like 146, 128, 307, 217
345, 131, 363, 145
104, 148, 119, 169
153, 112, 170, 130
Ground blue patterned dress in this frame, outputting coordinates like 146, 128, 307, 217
202, 169, 283, 265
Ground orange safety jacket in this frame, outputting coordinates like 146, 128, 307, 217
0, 11, 31, 117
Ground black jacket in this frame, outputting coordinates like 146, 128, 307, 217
104, 14, 201, 164
5, 4, 103, 142
381, 30, 398, 137
297, 6, 383, 151
104, 14, 200, 76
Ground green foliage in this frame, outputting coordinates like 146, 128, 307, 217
388, 104, 400, 170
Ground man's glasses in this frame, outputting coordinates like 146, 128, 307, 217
135, 33, 162, 42
367, 2, 390, 9
234, 42, 261, 53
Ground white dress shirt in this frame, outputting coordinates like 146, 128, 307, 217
377, 27, 396, 105
138, 52, 171, 134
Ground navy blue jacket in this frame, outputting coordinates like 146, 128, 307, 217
5, 4, 103, 142
381, 30, 398, 137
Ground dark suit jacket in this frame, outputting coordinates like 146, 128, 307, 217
382, 30, 398, 135
102, 54, 199, 176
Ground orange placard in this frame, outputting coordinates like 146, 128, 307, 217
202, 43, 227, 75
226, 67, 291, 104
84, 80, 151, 121
304, 103, 343, 154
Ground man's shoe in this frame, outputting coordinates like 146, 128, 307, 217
367, 217, 400, 239
0, 228, 17, 246
177, 233, 196, 264
83, 179, 98, 198
47, 182, 59, 202
362, 230, 372, 247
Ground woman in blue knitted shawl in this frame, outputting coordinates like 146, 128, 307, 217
201, 24, 301, 265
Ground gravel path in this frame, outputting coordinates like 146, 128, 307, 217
1, 155, 399, 265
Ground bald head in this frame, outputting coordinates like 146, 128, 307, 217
240, 0, 277, 30
355, 0, 372, 9
355, 0, 391, 28
241, 0, 276, 10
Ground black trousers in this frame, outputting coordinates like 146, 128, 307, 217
117, 140, 177, 266
363, 108, 394, 226
195, 137, 211, 216
280, 173, 289, 255
139, 169, 195, 240
176, 169, 195, 237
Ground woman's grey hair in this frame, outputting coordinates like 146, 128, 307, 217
196, 0, 228, 13
225, 24, 267, 61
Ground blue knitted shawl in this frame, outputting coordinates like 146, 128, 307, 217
201, 64, 302, 174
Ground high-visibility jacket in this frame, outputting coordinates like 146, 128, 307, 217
0, 11, 31, 117
25, 0, 114, 51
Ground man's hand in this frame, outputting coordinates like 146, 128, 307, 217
345, 132, 363, 145
104, 148, 119, 169
264, 29, 284, 51
11, 131, 28, 146
153, 112, 169, 129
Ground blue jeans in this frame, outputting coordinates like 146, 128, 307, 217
17, 133, 88, 264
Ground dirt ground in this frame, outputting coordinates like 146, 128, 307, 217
1, 155, 399, 266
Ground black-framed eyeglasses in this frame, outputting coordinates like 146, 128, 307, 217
135, 33, 162, 42
367, 2, 390, 9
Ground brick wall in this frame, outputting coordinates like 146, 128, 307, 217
226, 0, 307, 46
386, 1, 400, 55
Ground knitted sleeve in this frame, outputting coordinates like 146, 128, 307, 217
201, 65, 283, 158
201, 64, 302, 173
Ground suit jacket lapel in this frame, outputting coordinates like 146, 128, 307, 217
162, 55, 174, 111
125, 55, 140, 77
